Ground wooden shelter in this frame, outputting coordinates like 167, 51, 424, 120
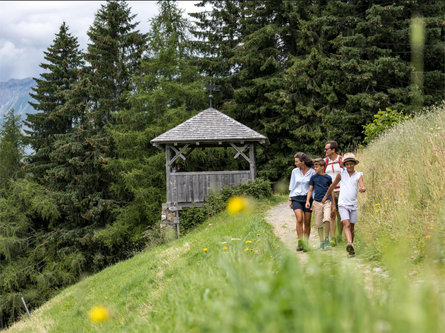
151, 107, 268, 234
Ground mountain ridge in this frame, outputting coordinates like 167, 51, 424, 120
0, 77, 37, 122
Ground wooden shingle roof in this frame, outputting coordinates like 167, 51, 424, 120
151, 108, 268, 146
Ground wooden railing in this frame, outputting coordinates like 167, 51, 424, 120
167, 170, 251, 205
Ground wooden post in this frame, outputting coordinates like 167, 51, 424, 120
249, 143, 256, 180
165, 145, 171, 203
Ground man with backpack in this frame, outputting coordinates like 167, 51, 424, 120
324, 141, 343, 246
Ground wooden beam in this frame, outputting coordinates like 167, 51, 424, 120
171, 145, 187, 160
168, 144, 190, 166
249, 143, 256, 180
152, 143, 163, 150
233, 144, 248, 159
230, 143, 251, 163
165, 145, 171, 203
183, 146, 195, 159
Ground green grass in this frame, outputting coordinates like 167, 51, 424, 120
7, 194, 445, 332
356, 101, 445, 264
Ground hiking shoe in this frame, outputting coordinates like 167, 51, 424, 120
330, 237, 336, 247
319, 242, 325, 250
346, 243, 355, 256
324, 238, 331, 248
297, 240, 304, 252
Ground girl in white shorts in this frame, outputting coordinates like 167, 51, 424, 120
338, 206, 358, 224
321, 153, 365, 256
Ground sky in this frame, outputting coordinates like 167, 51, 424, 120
0, 1, 201, 82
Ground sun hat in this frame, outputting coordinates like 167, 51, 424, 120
342, 153, 359, 166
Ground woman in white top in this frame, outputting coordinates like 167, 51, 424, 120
289, 152, 316, 251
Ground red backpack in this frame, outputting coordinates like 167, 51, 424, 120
325, 155, 343, 189
324, 155, 343, 173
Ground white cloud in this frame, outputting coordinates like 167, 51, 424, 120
0, 1, 201, 82
0, 41, 23, 57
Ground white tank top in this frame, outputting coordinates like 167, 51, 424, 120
338, 169, 363, 208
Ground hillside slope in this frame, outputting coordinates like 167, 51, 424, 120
6, 102, 445, 332
357, 101, 445, 262
7, 195, 445, 332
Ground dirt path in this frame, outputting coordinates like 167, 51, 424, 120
264, 200, 318, 262
264, 199, 388, 285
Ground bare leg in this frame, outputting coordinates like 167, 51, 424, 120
351, 223, 355, 243
294, 209, 304, 239
330, 217, 336, 238
331, 193, 339, 239
336, 213, 343, 240
303, 211, 312, 240
317, 227, 324, 242
324, 221, 330, 238
343, 219, 353, 244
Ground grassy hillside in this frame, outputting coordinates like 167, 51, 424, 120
6, 102, 445, 332
6, 196, 445, 332
357, 101, 445, 264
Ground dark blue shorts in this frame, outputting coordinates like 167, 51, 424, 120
291, 195, 313, 213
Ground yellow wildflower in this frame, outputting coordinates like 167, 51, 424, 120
244, 248, 250, 252
226, 196, 249, 215
425, 235, 432, 239
245, 240, 252, 244
223, 246, 228, 251
203, 248, 208, 252
89, 305, 109, 323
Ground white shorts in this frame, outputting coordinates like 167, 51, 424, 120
338, 205, 358, 224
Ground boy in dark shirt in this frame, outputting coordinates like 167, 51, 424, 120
306, 158, 336, 249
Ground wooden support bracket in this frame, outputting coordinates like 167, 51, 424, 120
168, 144, 190, 166
230, 143, 251, 163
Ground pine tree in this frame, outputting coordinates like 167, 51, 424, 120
25, 22, 83, 180
70, 0, 146, 227
43, 0, 146, 226
191, 1, 310, 180
0, 108, 24, 190
83, 0, 145, 130
104, 0, 206, 250
224, 1, 312, 180
30, 0, 147, 269
190, 0, 250, 106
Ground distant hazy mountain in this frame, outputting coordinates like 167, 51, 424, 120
0, 77, 37, 123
